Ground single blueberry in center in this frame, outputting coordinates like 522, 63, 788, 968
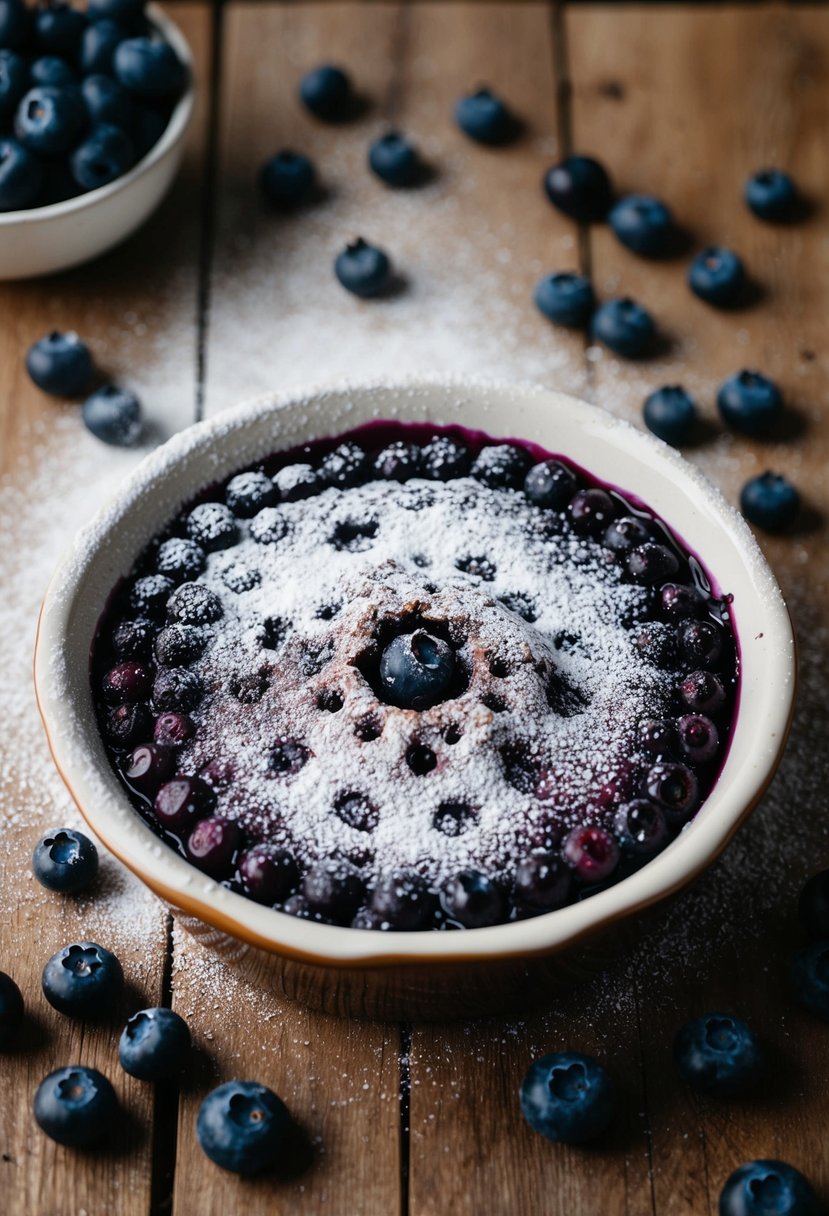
378, 629, 457, 710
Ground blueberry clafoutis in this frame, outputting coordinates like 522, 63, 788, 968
92, 424, 739, 932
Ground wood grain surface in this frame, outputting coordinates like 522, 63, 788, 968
2, 5, 829, 1215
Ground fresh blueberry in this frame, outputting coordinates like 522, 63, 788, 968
31, 55, 77, 88
791, 941, 829, 1020
0, 137, 44, 209
373, 441, 422, 481
259, 149, 316, 209
319, 440, 368, 488
119, 1007, 191, 1080
26, 331, 92, 397
186, 816, 243, 877
512, 851, 572, 915
454, 86, 516, 145
0, 50, 30, 117
717, 370, 782, 435
299, 63, 352, 120
719, 1159, 819, 1216
679, 669, 726, 714
609, 194, 674, 257
335, 237, 393, 298
105, 701, 152, 748
543, 155, 613, 222
114, 36, 185, 98
420, 434, 470, 481
153, 667, 203, 713
614, 800, 669, 856
123, 742, 174, 796
42, 941, 123, 1018
378, 629, 456, 710
603, 515, 651, 555
677, 618, 723, 667
34, 1065, 117, 1147
71, 122, 136, 191
167, 580, 223, 624
628, 542, 680, 585
34, 2, 87, 58
369, 130, 421, 186
0, 971, 24, 1047
798, 871, 829, 940
185, 502, 238, 552
225, 470, 276, 517
129, 573, 173, 619
534, 271, 595, 329
524, 459, 577, 509
740, 472, 800, 531
80, 19, 129, 75
15, 85, 86, 155
562, 825, 619, 884
520, 1052, 615, 1143
301, 858, 365, 923
0, 0, 31, 50
688, 246, 745, 306
745, 169, 798, 221
369, 869, 436, 930
153, 776, 214, 833
442, 870, 505, 928
155, 537, 205, 584
471, 443, 532, 490
645, 762, 699, 825
152, 710, 194, 747
197, 1080, 292, 1175
87, 0, 145, 23
591, 297, 655, 358
643, 385, 697, 445
102, 659, 151, 702
674, 1012, 762, 1095
677, 713, 719, 763
569, 487, 616, 537
83, 383, 142, 446
238, 844, 299, 906
32, 828, 98, 894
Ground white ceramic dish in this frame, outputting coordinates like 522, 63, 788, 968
34, 379, 796, 1019
0, 4, 194, 280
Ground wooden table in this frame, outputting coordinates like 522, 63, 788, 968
2, 4, 828, 1213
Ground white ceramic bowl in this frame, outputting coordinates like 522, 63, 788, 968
0, 5, 194, 280
34, 380, 796, 1019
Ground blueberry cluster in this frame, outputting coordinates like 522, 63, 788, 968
0, 0, 186, 212
93, 425, 738, 932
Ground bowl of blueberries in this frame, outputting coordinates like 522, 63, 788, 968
0, 0, 193, 279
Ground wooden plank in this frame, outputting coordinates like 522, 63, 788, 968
568, 6, 829, 1213
0, 7, 211, 1214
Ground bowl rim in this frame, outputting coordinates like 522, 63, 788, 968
34, 377, 797, 968
0, 3, 195, 228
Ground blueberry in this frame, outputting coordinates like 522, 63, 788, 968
471, 443, 532, 490
543, 155, 613, 222
679, 669, 726, 714
369, 869, 436, 929
102, 659, 151, 702
677, 713, 719, 763
613, 800, 668, 856
238, 844, 299, 906
740, 472, 800, 531
0, 971, 24, 1047
674, 1012, 762, 1095
87, 0, 145, 23
119, 1007, 191, 1080
643, 385, 697, 445
520, 1052, 615, 1144
225, 470, 276, 517
153, 667, 202, 712
562, 825, 619, 884
719, 1160, 819, 1216
80, 19, 129, 75
609, 194, 674, 257
132, 101, 167, 156
677, 618, 723, 667
34, 2, 87, 57
420, 434, 470, 481
0, 136, 43, 209
106, 701, 152, 748
123, 741, 174, 796
154, 776, 215, 833
369, 130, 421, 186
378, 629, 456, 710
185, 502, 238, 552
301, 858, 365, 923
197, 1080, 292, 1175
798, 871, 829, 940
441, 870, 505, 928
534, 272, 595, 328
645, 762, 699, 825
152, 710, 194, 747
373, 441, 422, 482
637, 718, 677, 757
524, 459, 577, 509
274, 462, 317, 501
83, 383, 142, 446
335, 237, 392, 298
15, 85, 86, 155
0, 0, 30, 50
717, 370, 782, 435
688, 246, 745, 306
129, 573, 173, 618
299, 63, 352, 120
660, 583, 707, 622
268, 738, 310, 776
71, 122, 136, 191
603, 515, 650, 555
454, 86, 516, 145
0, 49, 30, 117
319, 440, 368, 488
114, 36, 185, 98
259, 149, 316, 209
627, 542, 680, 585
31, 55, 77, 88
186, 816, 243, 877
591, 297, 655, 358
250, 506, 289, 545
42, 941, 123, 1018
512, 851, 572, 915
34, 1066, 117, 1147
791, 941, 829, 1020
154, 621, 206, 665
167, 581, 223, 624
32, 828, 98, 894
569, 487, 615, 537
745, 169, 798, 222
155, 537, 205, 584
26, 331, 92, 397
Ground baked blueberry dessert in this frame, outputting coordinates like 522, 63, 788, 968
92, 423, 739, 931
